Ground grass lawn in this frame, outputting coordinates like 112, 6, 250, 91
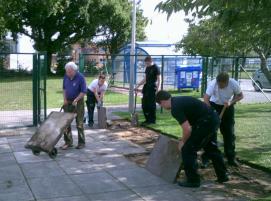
116, 103, 271, 170
0, 76, 137, 110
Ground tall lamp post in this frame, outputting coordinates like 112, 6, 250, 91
129, 0, 137, 113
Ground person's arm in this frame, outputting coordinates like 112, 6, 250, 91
135, 77, 146, 90
99, 91, 106, 101
230, 92, 244, 106
72, 76, 87, 105
178, 120, 192, 150
204, 80, 215, 107
73, 92, 85, 105
92, 87, 101, 102
100, 83, 108, 101
63, 78, 68, 105
203, 94, 211, 107
226, 80, 244, 107
156, 75, 161, 91
63, 90, 68, 105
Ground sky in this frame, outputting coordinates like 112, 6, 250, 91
17, 0, 188, 53
140, 0, 188, 43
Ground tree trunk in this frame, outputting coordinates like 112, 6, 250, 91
259, 53, 271, 84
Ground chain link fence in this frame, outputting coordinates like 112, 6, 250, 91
202, 57, 271, 104
0, 53, 46, 129
79, 53, 271, 104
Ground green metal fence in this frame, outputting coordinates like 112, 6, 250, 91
0, 52, 47, 129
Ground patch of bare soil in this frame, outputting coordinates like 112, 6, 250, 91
108, 120, 271, 200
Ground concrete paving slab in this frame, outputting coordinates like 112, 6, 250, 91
9, 141, 28, 152
0, 137, 8, 144
56, 148, 90, 160
21, 161, 66, 178
91, 155, 139, 171
0, 178, 34, 201
0, 165, 24, 181
37, 195, 90, 201
57, 157, 102, 175
7, 136, 30, 143
101, 140, 147, 155
108, 167, 168, 188
27, 175, 82, 199
70, 172, 127, 194
133, 184, 195, 201
146, 135, 182, 183
88, 190, 144, 201
0, 153, 17, 167
0, 143, 12, 154
79, 142, 109, 156
13, 151, 53, 164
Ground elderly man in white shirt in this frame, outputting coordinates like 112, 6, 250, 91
203, 72, 243, 167
86, 73, 108, 127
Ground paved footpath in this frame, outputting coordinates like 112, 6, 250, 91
0, 126, 245, 201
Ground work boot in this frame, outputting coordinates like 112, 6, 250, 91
216, 174, 229, 183
88, 122, 94, 128
228, 159, 239, 167
201, 154, 209, 169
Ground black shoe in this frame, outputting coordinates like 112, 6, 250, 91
88, 123, 94, 128
201, 155, 209, 169
228, 159, 239, 167
178, 181, 200, 188
216, 175, 229, 183
76, 144, 85, 149
141, 121, 155, 126
140, 121, 149, 126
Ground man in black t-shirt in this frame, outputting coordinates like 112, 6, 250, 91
135, 56, 161, 125
156, 90, 229, 188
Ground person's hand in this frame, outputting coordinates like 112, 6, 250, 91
72, 99, 78, 106
224, 101, 231, 108
64, 99, 68, 106
97, 101, 102, 108
178, 140, 184, 151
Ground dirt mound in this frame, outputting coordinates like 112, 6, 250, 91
109, 120, 271, 200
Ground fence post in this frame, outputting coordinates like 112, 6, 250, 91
42, 53, 47, 120
37, 54, 41, 123
211, 57, 214, 80
234, 57, 239, 81
79, 54, 84, 73
160, 55, 164, 113
32, 54, 38, 126
231, 59, 235, 78
201, 57, 208, 97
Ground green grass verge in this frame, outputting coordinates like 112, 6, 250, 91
0, 76, 138, 110
115, 103, 271, 170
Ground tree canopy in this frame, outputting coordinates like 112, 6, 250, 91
156, 0, 271, 82
0, 0, 148, 70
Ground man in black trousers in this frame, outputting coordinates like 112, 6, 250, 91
203, 72, 243, 166
135, 56, 161, 125
156, 90, 229, 188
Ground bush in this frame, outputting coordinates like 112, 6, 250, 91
84, 61, 105, 76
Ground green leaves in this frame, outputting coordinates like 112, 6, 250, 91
0, 0, 147, 55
